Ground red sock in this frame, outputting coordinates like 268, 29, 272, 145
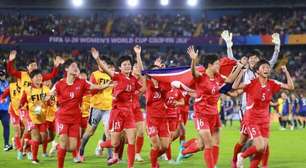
250, 152, 264, 168
42, 138, 48, 154
241, 146, 257, 158
150, 148, 159, 167
127, 144, 135, 168
261, 145, 269, 166
182, 140, 200, 155
15, 136, 21, 151
212, 145, 219, 166
204, 148, 214, 168
57, 146, 66, 168
135, 136, 144, 154
72, 150, 78, 158
183, 138, 197, 148
31, 140, 39, 160
100, 139, 112, 148
232, 143, 243, 162
166, 144, 172, 160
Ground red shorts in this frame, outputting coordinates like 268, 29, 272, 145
109, 108, 136, 133
56, 121, 80, 138
240, 120, 249, 137
29, 123, 47, 133
245, 123, 270, 139
9, 107, 20, 125
81, 117, 88, 129
194, 114, 221, 133
146, 117, 170, 138
168, 118, 179, 132
133, 106, 144, 122
46, 121, 56, 133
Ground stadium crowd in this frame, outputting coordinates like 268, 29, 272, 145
0, 9, 306, 37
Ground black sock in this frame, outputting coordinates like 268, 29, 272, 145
298, 120, 302, 126
102, 133, 106, 142
284, 120, 287, 128
303, 121, 306, 128
278, 117, 283, 127
294, 120, 297, 128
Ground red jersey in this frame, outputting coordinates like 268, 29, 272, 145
54, 78, 91, 124
145, 80, 168, 119
244, 79, 281, 125
180, 91, 191, 113
165, 87, 183, 118
112, 72, 141, 108
132, 78, 142, 109
194, 72, 225, 116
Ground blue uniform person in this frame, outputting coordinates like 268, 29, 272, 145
291, 94, 300, 129
0, 69, 11, 151
299, 93, 306, 128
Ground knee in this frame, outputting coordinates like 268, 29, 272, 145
255, 143, 265, 152
68, 143, 77, 152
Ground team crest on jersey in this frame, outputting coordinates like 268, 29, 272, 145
153, 91, 161, 99
70, 92, 75, 98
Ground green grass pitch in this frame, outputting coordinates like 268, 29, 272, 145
0, 121, 306, 168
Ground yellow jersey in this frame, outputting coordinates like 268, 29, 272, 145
278, 98, 284, 113
81, 95, 90, 118
45, 95, 57, 122
9, 82, 23, 115
23, 86, 50, 124
90, 71, 113, 110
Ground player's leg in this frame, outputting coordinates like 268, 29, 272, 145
236, 125, 266, 168
232, 122, 249, 167
149, 135, 162, 168
101, 110, 112, 159
135, 120, 145, 162
199, 129, 214, 168
107, 131, 122, 165
79, 108, 102, 157
212, 128, 220, 166
125, 127, 137, 168
30, 126, 41, 164
0, 111, 12, 151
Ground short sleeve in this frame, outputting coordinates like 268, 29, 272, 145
83, 79, 91, 91
243, 80, 252, 93
271, 80, 282, 94
112, 72, 120, 81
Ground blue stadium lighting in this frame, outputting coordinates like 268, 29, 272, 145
160, 0, 169, 6
71, 0, 84, 8
127, 0, 139, 8
187, 0, 198, 7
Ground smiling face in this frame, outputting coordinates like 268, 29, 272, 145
248, 55, 260, 69
257, 63, 271, 78
65, 62, 80, 77
119, 60, 132, 75
32, 74, 43, 88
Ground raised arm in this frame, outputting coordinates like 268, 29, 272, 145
225, 57, 248, 83
221, 30, 237, 61
279, 66, 294, 90
91, 48, 114, 78
187, 46, 201, 78
232, 69, 247, 90
89, 80, 113, 91
42, 56, 64, 81
269, 33, 280, 68
6, 50, 22, 78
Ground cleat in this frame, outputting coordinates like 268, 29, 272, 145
135, 153, 144, 162
32, 159, 39, 164
236, 153, 244, 168
17, 151, 23, 160
107, 158, 119, 166
4, 144, 13, 151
